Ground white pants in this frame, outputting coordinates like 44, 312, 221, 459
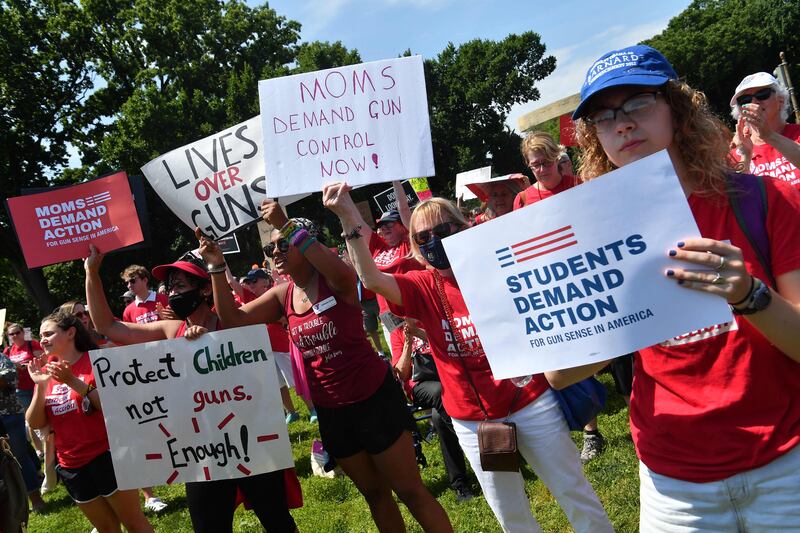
452, 389, 613, 533
640, 443, 800, 532
273, 351, 294, 389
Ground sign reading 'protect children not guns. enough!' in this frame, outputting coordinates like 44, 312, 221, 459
89, 325, 293, 489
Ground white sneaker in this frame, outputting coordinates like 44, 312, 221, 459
144, 497, 168, 512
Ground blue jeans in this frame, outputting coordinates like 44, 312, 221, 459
2, 413, 41, 493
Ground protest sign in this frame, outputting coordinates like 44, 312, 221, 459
443, 150, 732, 378
409, 177, 432, 201
142, 116, 308, 240
217, 234, 240, 255
90, 325, 293, 489
455, 166, 491, 201
258, 55, 434, 196
373, 180, 419, 214
0, 309, 5, 332
6, 172, 143, 268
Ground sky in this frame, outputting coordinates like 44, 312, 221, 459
263, 0, 693, 132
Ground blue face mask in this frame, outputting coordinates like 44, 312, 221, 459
419, 236, 451, 270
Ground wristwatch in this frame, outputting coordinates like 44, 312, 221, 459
731, 278, 772, 315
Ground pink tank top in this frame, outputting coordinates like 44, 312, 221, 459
285, 276, 388, 408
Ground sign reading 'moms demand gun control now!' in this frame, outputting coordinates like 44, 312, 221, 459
89, 325, 293, 489
443, 150, 733, 379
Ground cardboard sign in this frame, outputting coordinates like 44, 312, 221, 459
258, 55, 435, 196
373, 180, 419, 214
90, 325, 293, 489
455, 166, 492, 201
141, 116, 308, 240
6, 172, 143, 268
443, 150, 732, 378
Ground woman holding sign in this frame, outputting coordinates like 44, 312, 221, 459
25, 310, 154, 532
196, 201, 453, 533
323, 185, 613, 533
552, 45, 800, 530
84, 250, 298, 533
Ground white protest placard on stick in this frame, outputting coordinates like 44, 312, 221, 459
455, 166, 491, 201
90, 325, 293, 489
258, 55, 434, 196
141, 116, 308, 240
443, 150, 732, 378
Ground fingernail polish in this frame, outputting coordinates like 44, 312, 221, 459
677, 279, 684, 285
666, 270, 674, 276
669, 250, 677, 257
677, 241, 685, 248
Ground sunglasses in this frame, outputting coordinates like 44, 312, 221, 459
736, 87, 775, 107
263, 239, 290, 258
125, 278, 139, 285
74, 311, 87, 319
8, 330, 22, 337
412, 222, 461, 246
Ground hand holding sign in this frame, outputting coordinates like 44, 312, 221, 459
259, 199, 288, 228
321, 182, 356, 217
84, 243, 105, 275
195, 228, 224, 268
666, 237, 752, 304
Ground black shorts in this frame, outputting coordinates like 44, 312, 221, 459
56, 450, 119, 503
609, 353, 635, 397
316, 369, 416, 459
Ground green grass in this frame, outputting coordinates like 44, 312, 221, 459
28, 374, 639, 532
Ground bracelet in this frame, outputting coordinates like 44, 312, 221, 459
298, 236, 317, 254
290, 228, 310, 247
729, 275, 755, 307
342, 225, 362, 241
207, 263, 226, 274
84, 383, 96, 397
279, 220, 298, 239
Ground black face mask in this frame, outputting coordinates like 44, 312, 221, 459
419, 236, 451, 270
168, 288, 205, 320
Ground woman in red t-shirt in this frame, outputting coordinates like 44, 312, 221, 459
85, 249, 297, 533
324, 185, 612, 532
557, 44, 800, 530
196, 201, 452, 533
26, 310, 153, 532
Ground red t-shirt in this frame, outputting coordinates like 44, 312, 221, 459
285, 276, 387, 408
731, 123, 800, 188
44, 353, 110, 469
368, 232, 425, 355
632, 178, 800, 482
7, 341, 41, 391
388, 270, 548, 421
122, 291, 169, 324
513, 174, 579, 210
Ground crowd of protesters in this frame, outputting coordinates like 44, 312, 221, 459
2, 43, 800, 533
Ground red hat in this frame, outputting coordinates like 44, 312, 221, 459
151, 261, 209, 282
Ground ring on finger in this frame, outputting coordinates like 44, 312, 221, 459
710, 272, 725, 285
715, 255, 726, 271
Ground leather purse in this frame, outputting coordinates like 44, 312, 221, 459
477, 420, 520, 472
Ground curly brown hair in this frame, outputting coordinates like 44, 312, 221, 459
575, 80, 735, 196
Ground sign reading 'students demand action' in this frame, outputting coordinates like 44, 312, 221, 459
6, 172, 143, 268
443, 150, 733, 379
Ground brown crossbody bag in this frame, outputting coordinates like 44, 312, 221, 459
433, 271, 521, 472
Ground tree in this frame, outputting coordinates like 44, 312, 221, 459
643, 0, 800, 121
423, 32, 556, 194
0, 0, 95, 316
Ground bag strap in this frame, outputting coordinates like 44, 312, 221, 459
726, 173, 776, 287
433, 271, 519, 420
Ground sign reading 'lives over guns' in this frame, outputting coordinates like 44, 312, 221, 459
90, 325, 293, 489
258, 55, 435, 196
443, 150, 733, 378
6, 172, 143, 268
141, 116, 308, 240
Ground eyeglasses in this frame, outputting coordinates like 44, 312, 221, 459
584, 92, 660, 132
736, 87, 775, 107
412, 222, 462, 246
263, 239, 290, 258
378, 221, 396, 231
8, 330, 22, 337
527, 159, 556, 171
73, 311, 87, 319
125, 278, 138, 285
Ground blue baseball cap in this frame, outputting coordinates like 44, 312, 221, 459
572, 45, 677, 120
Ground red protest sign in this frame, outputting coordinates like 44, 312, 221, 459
7, 172, 144, 268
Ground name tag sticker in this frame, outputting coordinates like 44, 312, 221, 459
312, 296, 337, 315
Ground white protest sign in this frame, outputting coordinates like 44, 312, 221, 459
90, 325, 293, 489
258, 55, 434, 196
443, 150, 732, 378
141, 116, 308, 240
455, 166, 491, 201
